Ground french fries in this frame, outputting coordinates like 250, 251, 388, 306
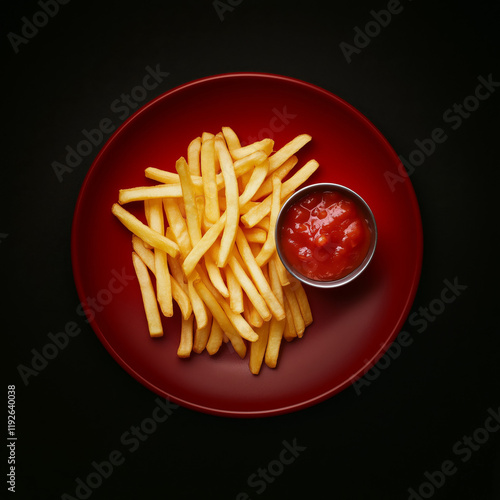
112, 127, 316, 374
240, 159, 320, 227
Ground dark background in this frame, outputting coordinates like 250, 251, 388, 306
3, 0, 499, 499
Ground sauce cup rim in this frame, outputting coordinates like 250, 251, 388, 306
275, 182, 377, 289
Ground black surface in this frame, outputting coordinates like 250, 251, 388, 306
4, 1, 499, 499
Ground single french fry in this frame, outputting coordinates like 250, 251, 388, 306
238, 168, 253, 196
254, 216, 270, 232
182, 212, 226, 277
202, 131, 214, 142
193, 311, 212, 354
177, 315, 193, 358
268, 259, 284, 305
148, 199, 173, 317
233, 150, 268, 176
289, 275, 313, 327
230, 138, 274, 160
225, 265, 244, 314
176, 197, 186, 218
162, 197, 192, 259
265, 316, 285, 368
206, 319, 224, 355
265, 260, 286, 368
132, 235, 156, 273
171, 275, 192, 320
187, 276, 209, 330
249, 321, 270, 375
204, 251, 229, 298
196, 195, 205, 228
112, 203, 179, 257
131, 252, 163, 337
219, 196, 258, 214
154, 251, 173, 317
238, 158, 269, 207
144, 167, 179, 184
176, 157, 202, 247
244, 261, 265, 331
164, 227, 179, 254
282, 293, 297, 341
243, 227, 267, 244
273, 252, 291, 286
221, 126, 241, 151
283, 284, 305, 338
214, 136, 239, 268
241, 159, 319, 227
187, 136, 202, 176
248, 300, 264, 328
200, 137, 220, 223
255, 175, 281, 267
118, 184, 188, 204
144, 199, 153, 228
235, 228, 285, 321
268, 134, 311, 174
167, 254, 187, 289
250, 241, 261, 258
242, 294, 253, 328
252, 155, 298, 201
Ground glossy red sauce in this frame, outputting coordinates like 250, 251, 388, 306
280, 190, 371, 281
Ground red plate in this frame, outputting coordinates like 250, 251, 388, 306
71, 73, 423, 417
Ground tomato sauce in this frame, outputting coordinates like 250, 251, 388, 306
279, 190, 371, 281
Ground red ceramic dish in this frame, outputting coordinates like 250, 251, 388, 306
71, 73, 423, 417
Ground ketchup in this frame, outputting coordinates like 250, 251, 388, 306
279, 190, 371, 281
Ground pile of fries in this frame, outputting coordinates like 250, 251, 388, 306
111, 127, 318, 374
